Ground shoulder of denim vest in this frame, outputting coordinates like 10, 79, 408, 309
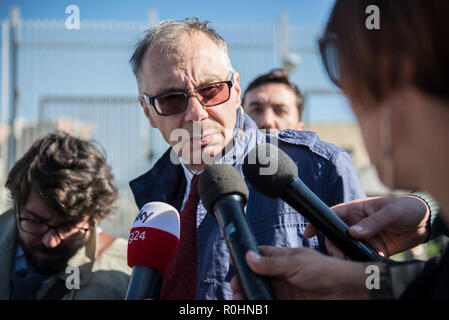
275, 129, 345, 163
129, 147, 186, 211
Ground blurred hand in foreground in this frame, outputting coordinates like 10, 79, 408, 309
230, 246, 372, 300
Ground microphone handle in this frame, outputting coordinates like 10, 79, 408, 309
214, 195, 275, 300
125, 266, 161, 300
284, 178, 385, 262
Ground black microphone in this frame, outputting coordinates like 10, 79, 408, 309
242, 143, 385, 262
125, 202, 180, 300
198, 164, 275, 300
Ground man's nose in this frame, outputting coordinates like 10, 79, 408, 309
41, 228, 62, 248
184, 95, 208, 122
259, 108, 277, 130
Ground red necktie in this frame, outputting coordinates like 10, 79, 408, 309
160, 175, 200, 300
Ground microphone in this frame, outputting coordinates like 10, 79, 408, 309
199, 164, 274, 300
242, 143, 385, 262
125, 202, 180, 300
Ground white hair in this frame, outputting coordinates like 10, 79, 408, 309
130, 17, 234, 90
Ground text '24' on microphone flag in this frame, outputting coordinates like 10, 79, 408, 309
127, 202, 180, 273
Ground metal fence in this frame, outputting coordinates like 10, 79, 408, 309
0, 8, 341, 237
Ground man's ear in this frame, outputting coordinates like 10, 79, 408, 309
232, 72, 242, 109
296, 121, 305, 131
138, 96, 157, 128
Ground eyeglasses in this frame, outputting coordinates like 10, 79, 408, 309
141, 73, 234, 116
318, 33, 341, 88
16, 205, 90, 241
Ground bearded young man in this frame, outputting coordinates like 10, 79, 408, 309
0, 132, 131, 300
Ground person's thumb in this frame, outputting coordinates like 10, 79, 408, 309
348, 208, 395, 239
245, 248, 304, 277
304, 223, 319, 238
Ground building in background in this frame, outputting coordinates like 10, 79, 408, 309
0, 117, 95, 211
14, 117, 96, 156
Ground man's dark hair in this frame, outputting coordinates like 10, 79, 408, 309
5, 132, 118, 225
242, 68, 305, 119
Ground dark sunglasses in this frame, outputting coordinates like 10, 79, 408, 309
318, 33, 341, 88
142, 73, 234, 116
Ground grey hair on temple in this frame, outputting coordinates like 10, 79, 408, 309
129, 17, 233, 90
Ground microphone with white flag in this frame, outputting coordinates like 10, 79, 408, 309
125, 202, 180, 300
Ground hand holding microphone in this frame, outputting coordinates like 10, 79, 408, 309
231, 143, 385, 300
125, 202, 180, 300
305, 196, 431, 258
242, 143, 385, 262
230, 245, 372, 300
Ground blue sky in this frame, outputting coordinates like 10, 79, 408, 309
1, 0, 335, 28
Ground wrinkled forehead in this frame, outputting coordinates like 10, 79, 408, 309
140, 32, 231, 93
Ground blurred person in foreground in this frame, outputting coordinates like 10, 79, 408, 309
128, 17, 365, 300
0, 132, 131, 300
243, 68, 305, 132
231, 0, 449, 300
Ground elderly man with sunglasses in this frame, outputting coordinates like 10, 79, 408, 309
128, 18, 365, 300
0, 132, 131, 300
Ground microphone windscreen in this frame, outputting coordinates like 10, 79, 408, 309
198, 164, 249, 215
127, 202, 180, 273
242, 143, 298, 198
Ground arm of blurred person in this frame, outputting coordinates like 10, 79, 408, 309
231, 194, 446, 300
304, 195, 435, 258
230, 246, 373, 300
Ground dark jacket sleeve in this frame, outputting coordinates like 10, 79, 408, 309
399, 246, 449, 299
369, 247, 449, 300
409, 192, 448, 240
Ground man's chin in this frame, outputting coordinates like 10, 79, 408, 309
201, 144, 222, 160
181, 145, 221, 166
19, 240, 82, 276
